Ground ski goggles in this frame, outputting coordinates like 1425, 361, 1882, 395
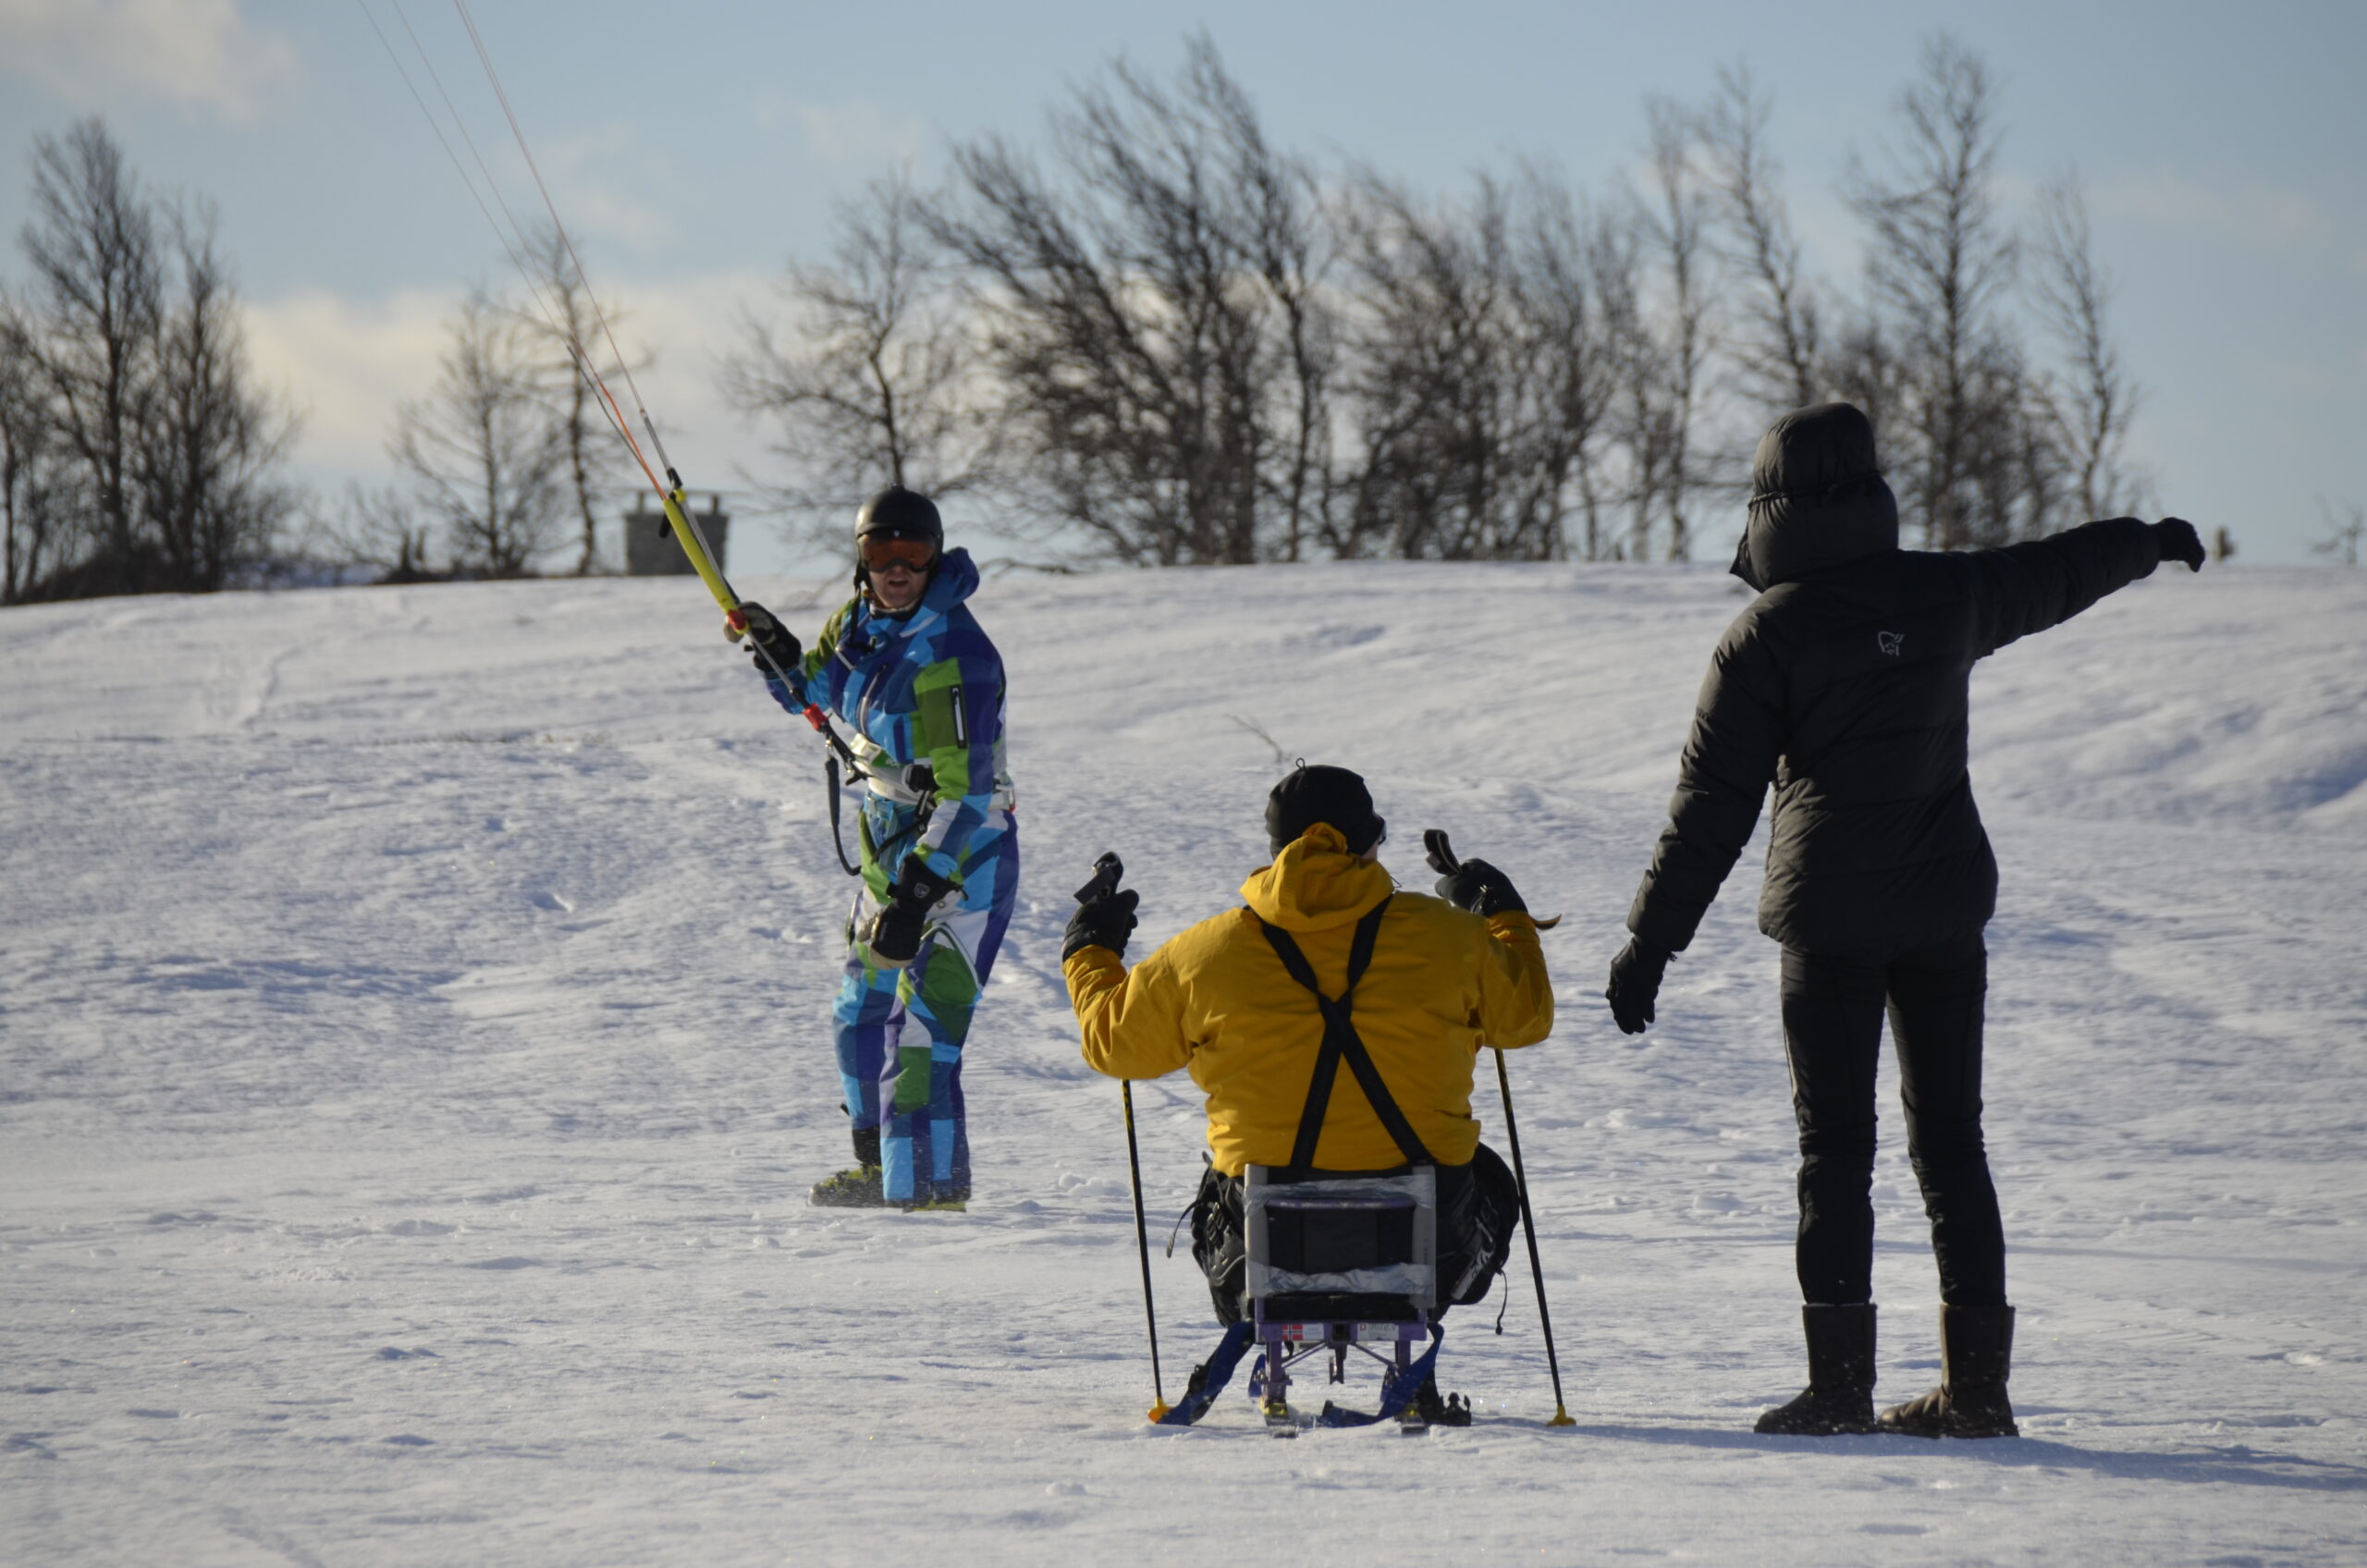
859, 533, 938, 573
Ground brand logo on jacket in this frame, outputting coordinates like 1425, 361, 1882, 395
1877, 631, 1905, 657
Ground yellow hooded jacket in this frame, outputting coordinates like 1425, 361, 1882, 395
1063, 824, 1554, 1175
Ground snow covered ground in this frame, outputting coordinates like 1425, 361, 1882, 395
3, 558, 2362, 1566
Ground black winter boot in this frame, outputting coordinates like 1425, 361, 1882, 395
1880, 1304, 2018, 1438
809, 1125, 887, 1208
1754, 1304, 1878, 1435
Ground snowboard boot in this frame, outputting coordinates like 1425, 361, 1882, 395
901, 1186, 969, 1213
809, 1125, 888, 1209
1754, 1303, 1878, 1435
1880, 1304, 2018, 1439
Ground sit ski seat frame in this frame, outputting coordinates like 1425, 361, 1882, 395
1243, 1162, 1439, 1435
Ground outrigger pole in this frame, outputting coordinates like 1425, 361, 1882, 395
1122, 1080, 1171, 1422
1492, 1046, 1576, 1427
1423, 828, 1576, 1427
1073, 852, 1169, 1419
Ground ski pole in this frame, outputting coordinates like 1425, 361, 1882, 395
1494, 1046, 1575, 1427
1074, 851, 1167, 1419
1122, 1078, 1169, 1421
1425, 827, 1575, 1427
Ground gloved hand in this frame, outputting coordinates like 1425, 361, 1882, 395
1604, 937, 1673, 1035
865, 854, 957, 969
2152, 518, 2206, 572
1433, 858, 1529, 918
733, 601, 803, 679
1063, 888, 1140, 962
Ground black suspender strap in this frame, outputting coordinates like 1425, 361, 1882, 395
1257, 897, 1433, 1172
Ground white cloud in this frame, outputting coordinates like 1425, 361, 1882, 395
531, 124, 669, 251
245, 286, 462, 469
794, 101, 927, 166
246, 269, 778, 486
0, 0, 299, 124
2097, 168, 2331, 247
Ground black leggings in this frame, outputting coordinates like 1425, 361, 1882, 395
1781, 933, 2005, 1307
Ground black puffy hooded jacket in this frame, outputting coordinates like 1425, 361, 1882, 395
1625, 402, 2165, 960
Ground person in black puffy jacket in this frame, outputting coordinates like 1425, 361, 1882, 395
1605, 401, 2205, 1439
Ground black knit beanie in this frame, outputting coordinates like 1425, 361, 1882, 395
1265, 764, 1384, 856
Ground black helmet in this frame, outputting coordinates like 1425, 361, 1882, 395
855, 485, 943, 549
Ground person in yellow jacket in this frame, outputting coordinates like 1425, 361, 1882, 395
1061, 764, 1555, 1326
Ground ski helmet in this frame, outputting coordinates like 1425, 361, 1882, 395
855, 485, 943, 553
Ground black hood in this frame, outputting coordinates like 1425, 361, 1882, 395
1730, 402, 1900, 591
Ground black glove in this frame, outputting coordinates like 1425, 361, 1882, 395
1063, 888, 1139, 962
735, 601, 803, 680
1422, 828, 1530, 919
1433, 858, 1528, 918
865, 855, 957, 968
1605, 937, 1672, 1035
2152, 518, 2206, 573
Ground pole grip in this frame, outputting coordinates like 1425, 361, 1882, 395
1074, 851, 1125, 905
659, 484, 739, 615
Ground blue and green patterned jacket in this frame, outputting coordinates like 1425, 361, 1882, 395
767, 547, 1014, 896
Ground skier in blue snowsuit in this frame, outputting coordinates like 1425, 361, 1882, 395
733, 487, 1018, 1210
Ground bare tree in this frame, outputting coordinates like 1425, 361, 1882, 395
1635, 97, 1715, 559
724, 31, 2176, 578
0, 293, 67, 602
1822, 312, 1908, 454
925, 33, 1331, 565
138, 202, 298, 592
722, 169, 991, 552
391, 290, 568, 578
1535, 178, 1624, 563
1589, 202, 1676, 562
1334, 166, 1610, 561
1199, 47, 1336, 562
1336, 171, 1513, 560
18, 116, 164, 586
2314, 497, 2364, 567
1845, 34, 2022, 548
2031, 172, 2141, 521
1699, 62, 1821, 413
6, 117, 297, 598
513, 226, 640, 576
326, 480, 438, 582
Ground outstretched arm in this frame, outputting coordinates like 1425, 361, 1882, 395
743, 599, 856, 719
1970, 517, 2198, 656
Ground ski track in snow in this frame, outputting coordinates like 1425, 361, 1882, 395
2, 562, 2362, 1565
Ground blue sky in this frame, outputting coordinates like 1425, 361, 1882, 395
2, 0, 2361, 572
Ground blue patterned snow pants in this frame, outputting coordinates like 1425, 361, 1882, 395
835, 824, 1018, 1205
